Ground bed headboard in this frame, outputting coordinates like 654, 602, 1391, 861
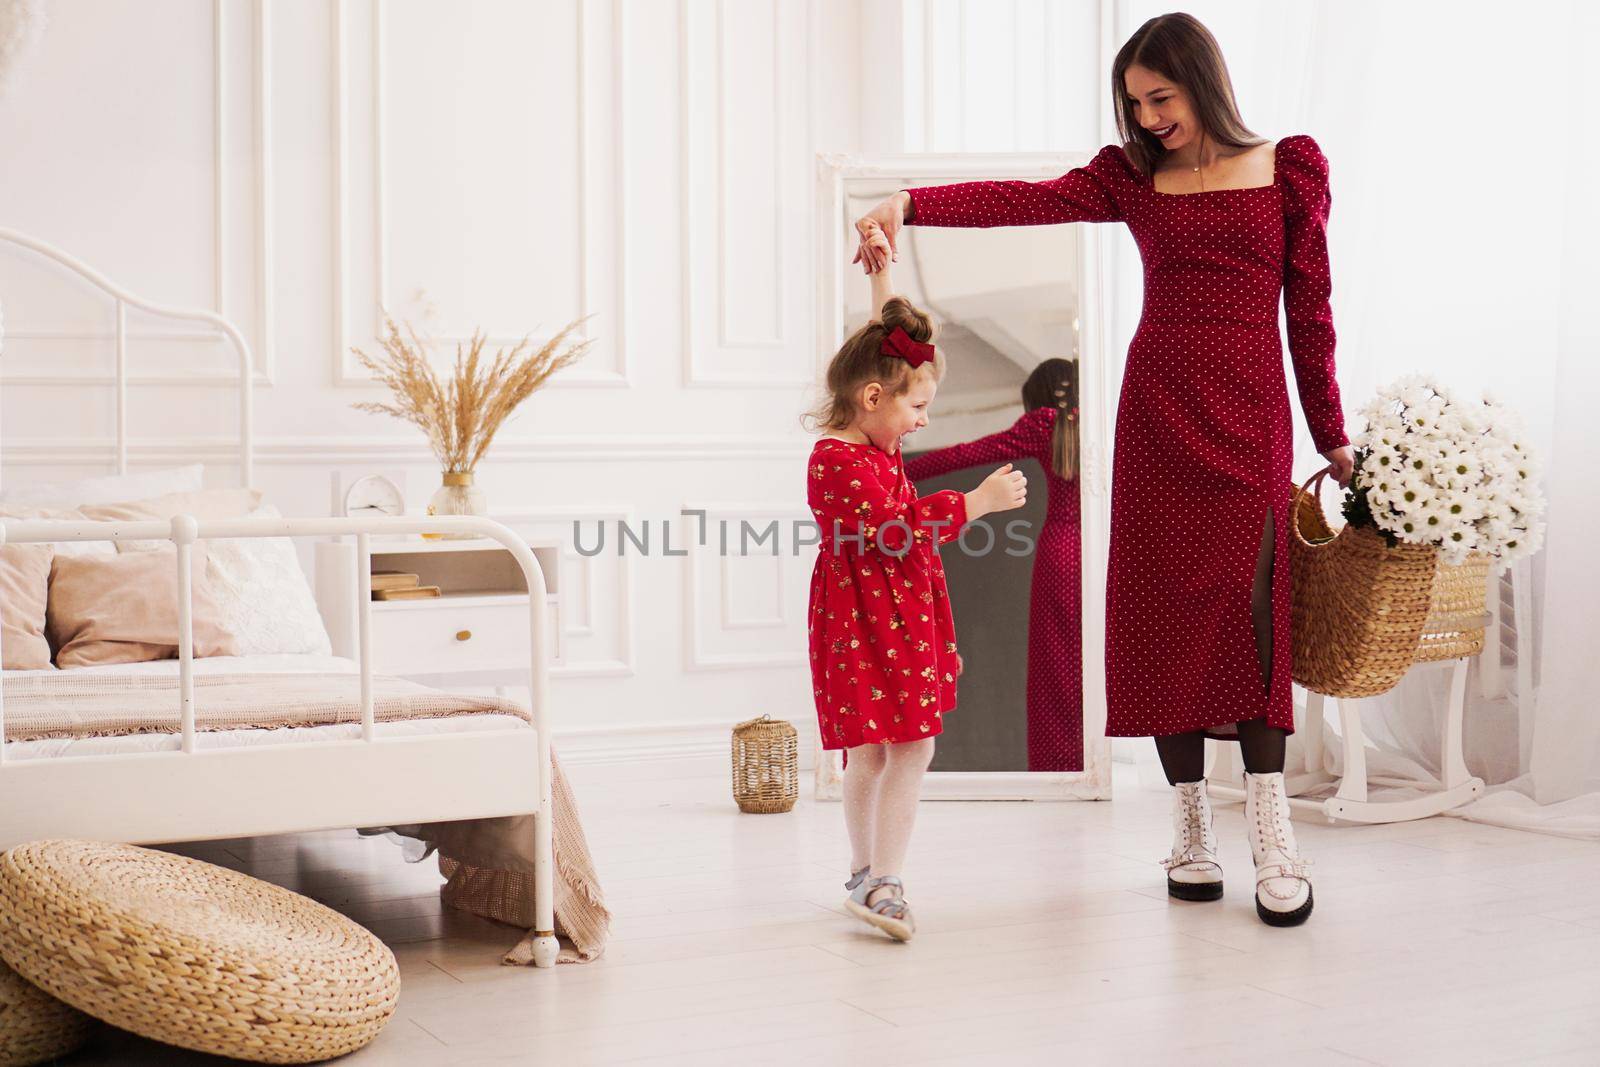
0, 227, 254, 489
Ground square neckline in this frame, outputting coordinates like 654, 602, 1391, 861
1147, 139, 1279, 198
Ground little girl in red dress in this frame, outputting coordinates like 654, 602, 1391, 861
806, 221, 1028, 941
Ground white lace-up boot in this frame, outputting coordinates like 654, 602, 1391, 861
1244, 771, 1314, 926
1161, 780, 1223, 901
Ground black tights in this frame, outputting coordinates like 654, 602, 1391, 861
1155, 509, 1287, 786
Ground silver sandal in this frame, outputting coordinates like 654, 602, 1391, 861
845, 875, 915, 942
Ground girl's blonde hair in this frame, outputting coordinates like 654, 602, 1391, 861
805, 296, 943, 433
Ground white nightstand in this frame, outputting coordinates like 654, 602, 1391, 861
314, 537, 562, 688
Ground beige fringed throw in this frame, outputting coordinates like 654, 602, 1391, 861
378, 750, 610, 964
1, 671, 611, 964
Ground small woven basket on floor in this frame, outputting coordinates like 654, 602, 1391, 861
1290, 468, 1437, 698
731, 716, 798, 813
0, 959, 92, 1067
0, 840, 400, 1065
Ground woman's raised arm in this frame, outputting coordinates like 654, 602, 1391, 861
854, 145, 1132, 272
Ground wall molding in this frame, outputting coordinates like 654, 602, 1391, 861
0, 434, 811, 468
332, 0, 628, 389
493, 503, 636, 677
553, 718, 813, 769
2, 0, 275, 387
682, 500, 809, 671
679, 0, 813, 388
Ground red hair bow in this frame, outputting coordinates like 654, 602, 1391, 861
880, 326, 935, 368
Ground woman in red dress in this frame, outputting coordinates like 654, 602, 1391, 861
904, 359, 1085, 773
853, 13, 1354, 926
807, 225, 1028, 941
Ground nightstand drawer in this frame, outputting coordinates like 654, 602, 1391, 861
369, 597, 547, 676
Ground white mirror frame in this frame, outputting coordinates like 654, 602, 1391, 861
813, 153, 1113, 802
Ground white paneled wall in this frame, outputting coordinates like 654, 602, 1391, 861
0, 0, 1119, 763
0, 0, 869, 763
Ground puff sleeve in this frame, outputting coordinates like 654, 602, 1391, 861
1278, 134, 1349, 454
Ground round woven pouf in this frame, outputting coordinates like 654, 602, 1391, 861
0, 841, 400, 1065
0, 959, 92, 1067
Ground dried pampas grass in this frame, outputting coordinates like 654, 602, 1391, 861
352, 318, 591, 473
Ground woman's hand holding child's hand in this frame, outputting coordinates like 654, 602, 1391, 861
964, 463, 1028, 520
853, 192, 911, 274
859, 218, 892, 264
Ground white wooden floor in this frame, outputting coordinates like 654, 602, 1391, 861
77, 762, 1600, 1066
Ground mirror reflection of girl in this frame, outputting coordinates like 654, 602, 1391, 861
853, 13, 1355, 927
805, 220, 1028, 941
904, 359, 1083, 775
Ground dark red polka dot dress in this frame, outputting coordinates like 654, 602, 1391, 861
807, 438, 968, 750
906, 135, 1348, 738
904, 406, 1084, 771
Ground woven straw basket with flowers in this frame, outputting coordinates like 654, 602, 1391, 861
1290, 377, 1544, 699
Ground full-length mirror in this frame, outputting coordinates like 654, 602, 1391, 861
815, 155, 1114, 801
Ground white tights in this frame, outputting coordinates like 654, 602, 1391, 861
842, 738, 936, 899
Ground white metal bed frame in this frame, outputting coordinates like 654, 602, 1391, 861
0, 230, 560, 967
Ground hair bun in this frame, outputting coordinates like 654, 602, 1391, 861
878, 296, 935, 345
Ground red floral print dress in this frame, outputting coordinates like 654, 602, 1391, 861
807, 438, 969, 750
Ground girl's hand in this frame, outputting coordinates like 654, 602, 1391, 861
859, 218, 892, 263
1323, 445, 1354, 488
852, 191, 910, 274
965, 463, 1028, 520
956, 652, 964, 677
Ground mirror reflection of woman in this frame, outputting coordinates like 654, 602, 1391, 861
904, 360, 1084, 775
854, 12, 1355, 927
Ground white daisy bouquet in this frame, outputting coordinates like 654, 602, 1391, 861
1342, 375, 1545, 569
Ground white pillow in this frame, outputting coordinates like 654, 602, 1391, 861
0, 464, 205, 508
205, 504, 333, 656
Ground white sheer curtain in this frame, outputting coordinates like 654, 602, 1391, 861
1113, 0, 1599, 834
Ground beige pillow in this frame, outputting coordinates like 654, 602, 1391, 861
0, 543, 55, 669
79, 488, 263, 554
47, 546, 238, 668
78, 488, 263, 524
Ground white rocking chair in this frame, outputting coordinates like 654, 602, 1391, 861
1207, 559, 1529, 824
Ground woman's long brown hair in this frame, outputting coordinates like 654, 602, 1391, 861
1022, 358, 1078, 481
1112, 12, 1264, 178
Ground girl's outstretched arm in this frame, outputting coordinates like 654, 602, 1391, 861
861, 219, 895, 319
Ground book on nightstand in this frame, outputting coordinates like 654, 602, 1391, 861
371, 571, 421, 592
372, 585, 442, 601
